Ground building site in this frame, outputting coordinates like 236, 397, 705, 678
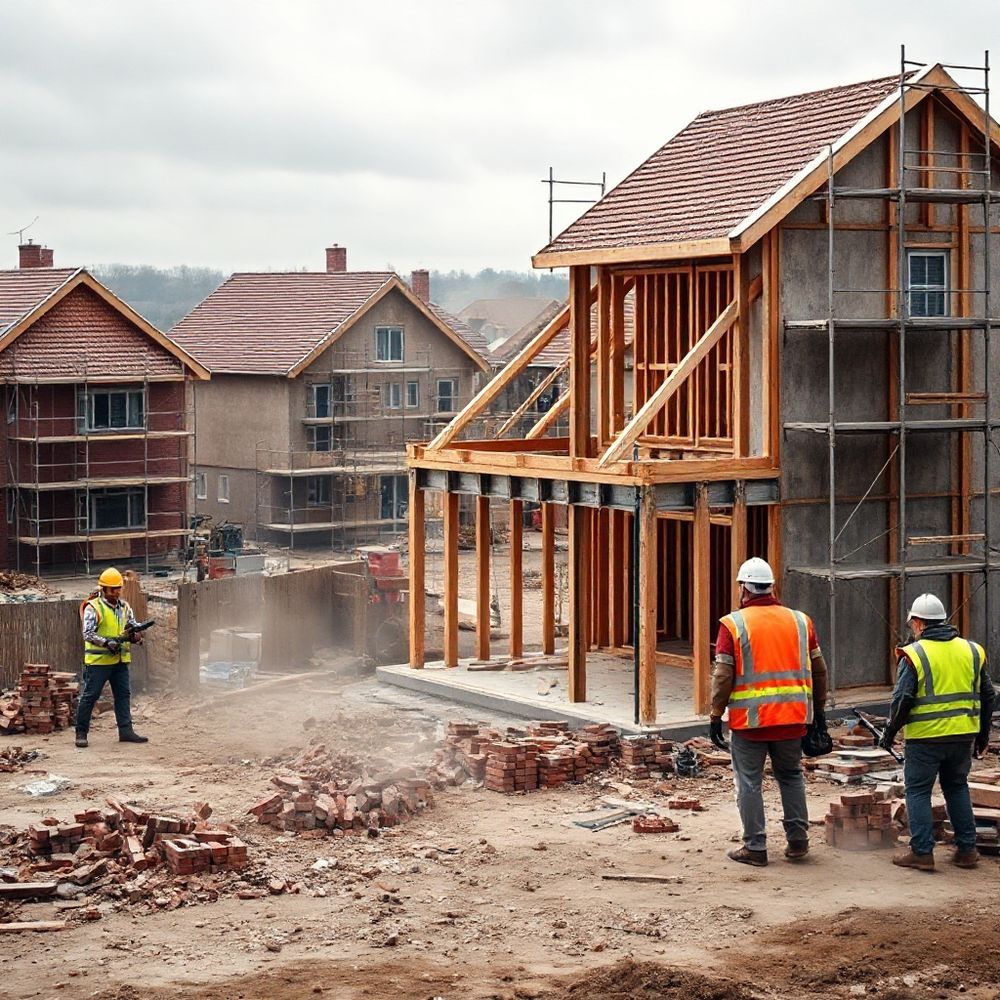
2, 20, 1000, 1000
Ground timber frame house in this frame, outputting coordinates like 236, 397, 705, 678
407, 56, 1000, 723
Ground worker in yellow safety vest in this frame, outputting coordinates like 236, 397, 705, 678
710, 557, 828, 867
881, 593, 996, 871
74, 568, 148, 748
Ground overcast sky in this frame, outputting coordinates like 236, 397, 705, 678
0, 1, 994, 275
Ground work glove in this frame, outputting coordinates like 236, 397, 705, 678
814, 706, 826, 729
105, 638, 122, 654
878, 728, 897, 752
709, 717, 729, 751
975, 732, 990, 758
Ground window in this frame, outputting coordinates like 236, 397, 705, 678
84, 488, 146, 531
383, 382, 402, 410
78, 387, 145, 432
380, 475, 408, 520
306, 476, 331, 506
908, 251, 948, 318
218, 475, 230, 503
375, 326, 404, 362
308, 383, 331, 418
436, 378, 458, 413
307, 426, 333, 452
195, 472, 207, 501
406, 381, 419, 408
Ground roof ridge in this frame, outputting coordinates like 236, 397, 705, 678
699, 70, 914, 119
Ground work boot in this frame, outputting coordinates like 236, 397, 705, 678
727, 846, 768, 867
75, 730, 88, 748
118, 729, 148, 744
892, 850, 935, 871
785, 840, 810, 860
952, 848, 980, 869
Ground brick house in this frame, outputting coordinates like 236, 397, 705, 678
0, 242, 209, 573
171, 246, 491, 546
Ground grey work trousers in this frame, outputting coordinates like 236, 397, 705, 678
730, 731, 809, 852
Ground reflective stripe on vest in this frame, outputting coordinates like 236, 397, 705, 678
899, 637, 981, 739
720, 605, 813, 730
84, 598, 131, 666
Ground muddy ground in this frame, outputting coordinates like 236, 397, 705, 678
1, 667, 997, 1000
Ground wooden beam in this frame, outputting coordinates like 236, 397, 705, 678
541, 503, 555, 655
610, 274, 627, 435
509, 499, 523, 659
443, 492, 459, 667
407, 474, 425, 668
569, 265, 593, 457
594, 508, 610, 648
495, 361, 567, 438
609, 509, 624, 647
476, 496, 491, 661
532, 237, 733, 270
638, 486, 658, 725
596, 266, 612, 447
767, 503, 783, 596
426, 290, 586, 451
598, 300, 737, 467
525, 391, 569, 440
730, 482, 748, 609
568, 504, 590, 701
732, 255, 751, 457
692, 483, 712, 715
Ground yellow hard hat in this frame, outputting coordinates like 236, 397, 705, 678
98, 567, 124, 588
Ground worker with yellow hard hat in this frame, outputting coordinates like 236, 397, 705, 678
74, 568, 148, 748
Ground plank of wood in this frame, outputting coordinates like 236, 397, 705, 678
0, 921, 67, 933
599, 300, 737, 467
567, 505, 590, 702
569, 265, 592, 458
408, 474, 425, 668
509, 499, 523, 659
692, 484, 711, 715
730, 482, 747, 609
638, 486, 658, 725
443, 492, 460, 668
0, 882, 58, 900
541, 503, 555, 656
476, 496, 491, 662
601, 874, 683, 884
968, 782, 1000, 809
732, 256, 751, 457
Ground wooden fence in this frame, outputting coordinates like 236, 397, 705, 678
0, 599, 83, 689
177, 563, 364, 688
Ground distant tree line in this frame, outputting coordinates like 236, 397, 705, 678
92, 263, 569, 332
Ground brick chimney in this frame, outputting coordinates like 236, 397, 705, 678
325, 244, 347, 273
19, 241, 54, 268
410, 268, 430, 303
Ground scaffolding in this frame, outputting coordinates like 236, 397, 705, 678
785, 48, 998, 696
253, 347, 483, 551
3, 353, 195, 576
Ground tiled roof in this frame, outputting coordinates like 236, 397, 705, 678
172, 272, 491, 375
539, 73, 903, 257
458, 297, 562, 346
0, 269, 79, 334
0, 282, 186, 380
427, 303, 492, 363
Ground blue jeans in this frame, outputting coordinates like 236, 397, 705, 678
75, 663, 133, 732
904, 739, 977, 854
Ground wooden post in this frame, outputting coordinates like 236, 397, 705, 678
476, 495, 490, 661
767, 504, 783, 596
730, 482, 748, 609
443, 492, 459, 667
541, 503, 555, 655
732, 253, 751, 457
509, 499, 523, 659
594, 508, 610, 647
692, 483, 712, 715
568, 504, 590, 702
610, 276, 627, 435
596, 266, 612, 447
407, 474, 425, 668
638, 486, 658, 725
609, 509, 624, 648
569, 265, 592, 457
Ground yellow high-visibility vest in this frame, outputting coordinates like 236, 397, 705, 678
84, 598, 132, 667
897, 637, 983, 740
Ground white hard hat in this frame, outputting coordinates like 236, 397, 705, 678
906, 593, 947, 622
737, 557, 775, 586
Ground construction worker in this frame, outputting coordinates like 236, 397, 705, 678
881, 593, 996, 871
74, 568, 148, 748
709, 557, 828, 866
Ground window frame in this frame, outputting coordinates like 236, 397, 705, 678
375, 326, 404, 363
306, 475, 332, 507
218, 474, 230, 503
308, 382, 332, 419
383, 382, 402, 410
78, 386, 146, 433
406, 380, 419, 408
907, 249, 949, 318
306, 425, 333, 452
436, 378, 459, 413
83, 487, 147, 532
195, 472, 207, 501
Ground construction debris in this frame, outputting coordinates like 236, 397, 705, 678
0, 746, 40, 772
0, 664, 79, 736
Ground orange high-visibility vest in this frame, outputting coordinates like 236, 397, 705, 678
719, 604, 814, 730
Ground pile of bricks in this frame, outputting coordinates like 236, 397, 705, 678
632, 814, 680, 834
618, 735, 676, 779
485, 742, 539, 792
823, 790, 908, 850
248, 747, 434, 836
0, 663, 79, 735
576, 724, 619, 769
18, 798, 247, 888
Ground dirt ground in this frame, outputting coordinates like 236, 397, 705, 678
2, 664, 998, 1000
